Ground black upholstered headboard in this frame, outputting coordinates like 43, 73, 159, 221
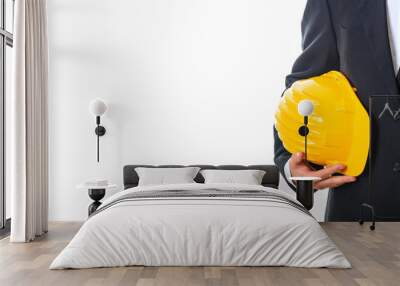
123, 165, 280, 189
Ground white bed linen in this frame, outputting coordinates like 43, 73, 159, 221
50, 183, 350, 269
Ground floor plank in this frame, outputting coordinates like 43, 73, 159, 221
0, 222, 399, 286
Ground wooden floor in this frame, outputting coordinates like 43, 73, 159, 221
0, 222, 399, 286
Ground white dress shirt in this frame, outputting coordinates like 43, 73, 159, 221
387, 0, 400, 74
284, 1, 400, 185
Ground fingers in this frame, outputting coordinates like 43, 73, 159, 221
290, 152, 305, 165
313, 164, 346, 179
288, 154, 356, 189
314, 175, 356, 190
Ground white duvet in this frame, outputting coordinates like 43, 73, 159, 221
50, 183, 350, 269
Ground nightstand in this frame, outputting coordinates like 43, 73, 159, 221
77, 184, 117, 216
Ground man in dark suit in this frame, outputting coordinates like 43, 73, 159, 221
274, 0, 400, 221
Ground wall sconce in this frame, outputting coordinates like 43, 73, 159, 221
89, 99, 107, 162
290, 99, 319, 211
297, 99, 314, 162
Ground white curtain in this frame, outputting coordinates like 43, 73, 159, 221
10, 0, 48, 242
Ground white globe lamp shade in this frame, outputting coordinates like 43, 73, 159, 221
89, 99, 107, 116
298, 100, 314, 116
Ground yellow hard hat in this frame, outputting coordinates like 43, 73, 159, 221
275, 71, 369, 176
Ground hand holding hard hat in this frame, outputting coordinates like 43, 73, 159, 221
275, 71, 370, 177
289, 152, 356, 190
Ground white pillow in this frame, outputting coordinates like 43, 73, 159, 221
200, 169, 266, 185
135, 167, 201, 186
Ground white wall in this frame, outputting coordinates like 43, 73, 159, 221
48, 0, 327, 221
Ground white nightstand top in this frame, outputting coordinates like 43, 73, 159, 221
77, 183, 117, 190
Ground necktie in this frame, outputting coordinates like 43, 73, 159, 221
397, 66, 400, 87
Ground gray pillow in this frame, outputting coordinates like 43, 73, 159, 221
135, 167, 201, 186
200, 169, 266, 185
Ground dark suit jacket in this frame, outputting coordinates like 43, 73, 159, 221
274, 0, 400, 221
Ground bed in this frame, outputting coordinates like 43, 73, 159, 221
50, 165, 350, 269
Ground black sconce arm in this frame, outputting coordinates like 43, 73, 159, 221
94, 116, 106, 162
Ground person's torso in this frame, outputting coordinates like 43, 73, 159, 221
325, 0, 400, 219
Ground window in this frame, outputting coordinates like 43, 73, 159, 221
0, 0, 13, 233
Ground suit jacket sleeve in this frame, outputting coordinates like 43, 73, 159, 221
274, 0, 340, 186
